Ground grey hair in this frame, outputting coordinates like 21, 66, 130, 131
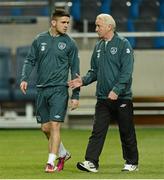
96, 14, 116, 31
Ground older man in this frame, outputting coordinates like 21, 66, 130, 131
69, 14, 139, 172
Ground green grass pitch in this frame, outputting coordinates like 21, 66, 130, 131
0, 127, 164, 179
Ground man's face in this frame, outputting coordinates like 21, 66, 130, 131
95, 18, 111, 38
51, 16, 70, 34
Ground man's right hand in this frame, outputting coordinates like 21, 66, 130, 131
68, 74, 83, 89
20, 81, 28, 94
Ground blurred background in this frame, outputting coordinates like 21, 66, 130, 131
0, 0, 164, 128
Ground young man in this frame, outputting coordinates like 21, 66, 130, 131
68, 14, 139, 172
20, 9, 80, 173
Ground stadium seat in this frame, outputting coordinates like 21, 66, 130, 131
72, 0, 101, 32
0, 8, 11, 16
70, 0, 81, 21
13, 46, 37, 101
11, 7, 23, 16
80, 0, 101, 22
40, 6, 49, 16
110, 0, 132, 21
127, 19, 136, 48
138, 0, 160, 20
0, 47, 12, 101
116, 19, 128, 32
154, 20, 164, 48
130, 0, 141, 19
159, 0, 164, 19
115, 19, 135, 48
100, 0, 112, 13
133, 19, 157, 49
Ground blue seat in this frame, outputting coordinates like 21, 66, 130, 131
138, 0, 160, 20
159, 0, 164, 19
130, 0, 141, 19
154, 20, 164, 48
110, 0, 131, 21
0, 47, 12, 101
13, 46, 37, 101
127, 19, 136, 48
11, 8, 23, 16
70, 0, 81, 21
40, 7, 49, 16
116, 19, 128, 32
71, 0, 101, 32
133, 19, 157, 49
100, 0, 112, 13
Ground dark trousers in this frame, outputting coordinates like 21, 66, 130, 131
85, 98, 139, 168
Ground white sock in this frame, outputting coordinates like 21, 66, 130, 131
58, 142, 67, 158
47, 153, 57, 166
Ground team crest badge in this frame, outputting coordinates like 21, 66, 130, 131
110, 47, 117, 55
58, 42, 66, 50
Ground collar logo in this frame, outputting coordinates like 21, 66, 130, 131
58, 42, 66, 50
110, 47, 117, 55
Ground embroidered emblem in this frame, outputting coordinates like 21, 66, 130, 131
110, 47, 117, 55
58, 42, 66, 50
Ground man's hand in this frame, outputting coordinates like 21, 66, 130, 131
70, 99, 79, 111
108, 90, 118, 100
68, 74, 83, 89
20, 81, 28, 94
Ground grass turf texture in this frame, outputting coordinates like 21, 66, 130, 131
0, 127, 163, 179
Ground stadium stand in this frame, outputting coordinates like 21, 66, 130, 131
71, 0, 101, 32
159, 0, 164, 19
127, 19, 136, 48
0, 0, 164, 127
70, 0, 164, 49
138, 0, 160, 20
0, 47, 12, 101
130, 0, 140, 19
13, 45, 37, 101
0, 46, 37, 124
133, 19, 157, 49
100, 0, 112, 14
154, 20, 164, 48
0, 0, 49, 17
110, 0, 131, 21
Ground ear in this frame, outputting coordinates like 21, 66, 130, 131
108, 24, 112, 31
51, 19, 56, 26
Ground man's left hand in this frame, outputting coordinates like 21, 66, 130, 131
108, 91, 118, 100
70, 99, 79, 110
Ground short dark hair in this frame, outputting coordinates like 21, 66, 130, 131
51, 8, 70, 20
